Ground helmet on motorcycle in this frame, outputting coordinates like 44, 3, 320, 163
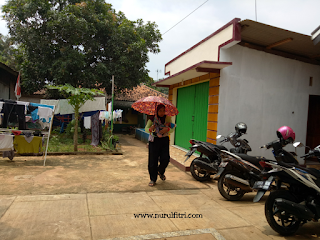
235, 122, 247, 134
276, 126, 295, 143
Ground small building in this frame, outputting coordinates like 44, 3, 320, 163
107, 84, 168, 133
155, 18, 320, 163
0, 62, 44, 102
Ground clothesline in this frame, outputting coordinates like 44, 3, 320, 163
0, 99, 55, 166
0, 128, 50, 136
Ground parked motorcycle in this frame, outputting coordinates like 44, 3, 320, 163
185, 122, 250, 182
217, 126, 298, 201
253, 143, 320, 236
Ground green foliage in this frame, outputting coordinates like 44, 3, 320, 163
46, 84, 104, 110
0, 33, 18, 69
48, 133, 102, 152
2, 0, 162, 94
100, 127, 119, 150
46, 84, 104, 151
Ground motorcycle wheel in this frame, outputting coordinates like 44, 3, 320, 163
218, 170, 245, 201
265, 190, 301, 236
190, 157, 212, 182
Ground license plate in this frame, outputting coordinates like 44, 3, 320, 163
219, 162, 228, 168
184, 149, 195, 162
185, 149, 195, 157
253, 181, 265, 189
253, 177, 273, 190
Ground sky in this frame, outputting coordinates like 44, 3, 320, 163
0, 0, 319, 81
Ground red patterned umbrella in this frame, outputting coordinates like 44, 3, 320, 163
132, 96, 179, 116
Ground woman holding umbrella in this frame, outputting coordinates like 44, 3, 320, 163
132, 96, 178, 187
145, 104, 174, 186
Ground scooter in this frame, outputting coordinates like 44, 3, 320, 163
253, 143, 320, 236
216, 129, 299, 201
185, 122, 250, 181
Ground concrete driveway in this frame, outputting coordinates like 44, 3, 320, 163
0, 135, 319, 240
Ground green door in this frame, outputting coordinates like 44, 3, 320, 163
175, 81, 209, 150
175, 85, 195, 150
193, 82, 209, 142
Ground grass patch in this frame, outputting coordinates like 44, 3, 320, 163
48, 133, 105, 152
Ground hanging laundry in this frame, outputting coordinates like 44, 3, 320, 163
0, 101, 4, 112
17, 101, 30, 114
99, 111, 105, 120
37, 106, 54, 123
2, 150, 14, 160
13, 135, 42, 154
2, 103, 26, 129
30, 103, 54, 121
0, 134, 14, 151
25, 116, 32, 122
24, 133, 34, 144
84, 116, 91, 129
91, 112, 100, 146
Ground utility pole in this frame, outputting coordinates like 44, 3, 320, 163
156, 69, 162, 81
111, 75, 114, 134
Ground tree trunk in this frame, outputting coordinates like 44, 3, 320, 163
74, 105, 79, 152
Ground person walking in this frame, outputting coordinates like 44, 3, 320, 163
145, 104, 174, 187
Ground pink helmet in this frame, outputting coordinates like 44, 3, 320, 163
276, 126, 295, 143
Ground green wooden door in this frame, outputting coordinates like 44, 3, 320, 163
175, 85, 195, 150
193, 82, 209, 142
175, 82, 209, 150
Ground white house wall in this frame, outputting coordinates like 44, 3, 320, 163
165, 25, 234, 76
218, 44, 320, 163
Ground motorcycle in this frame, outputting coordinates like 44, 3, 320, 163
185, 122, 250, 182
217, 127, 299, 201
253, 143, 320, 236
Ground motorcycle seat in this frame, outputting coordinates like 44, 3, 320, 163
234, 153, 263, 169
202, 142, 228, 151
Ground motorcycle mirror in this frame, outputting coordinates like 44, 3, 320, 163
216, 135, 222, 139
293, 142, 304, 148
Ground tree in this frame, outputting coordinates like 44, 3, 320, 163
3, 0, 162, 94
0, 33, 18, 69
46, 84, 104, 152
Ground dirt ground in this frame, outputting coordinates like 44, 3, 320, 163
0, 134, 209, 196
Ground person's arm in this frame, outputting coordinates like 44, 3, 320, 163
166, 116, 175, 134
145, 119, 154, 133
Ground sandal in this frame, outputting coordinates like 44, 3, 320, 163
149, 181, 156, 187
158, 172, 166, 181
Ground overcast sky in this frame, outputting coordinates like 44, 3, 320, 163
0, 0, 319, 81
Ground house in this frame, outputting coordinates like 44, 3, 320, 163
0, 62, 18, 100
155, 18, 320, 163
106, 83, 168, 133
0, 62, 44, 102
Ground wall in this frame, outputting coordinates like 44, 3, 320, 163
169, 72, 220, 146
218, 44, 320, 162
165, 25, 234, 76
0, 81, 9, 99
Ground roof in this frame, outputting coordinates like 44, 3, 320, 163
107, 84, 168, 102
239, 19, 320, 64
155, 61, 232, 87
0, 62, 19, 83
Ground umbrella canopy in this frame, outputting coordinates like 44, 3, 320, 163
132, 96, 179, 116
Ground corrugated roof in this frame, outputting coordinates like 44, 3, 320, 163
240, 20, 320, 62
106, 84, 168, 102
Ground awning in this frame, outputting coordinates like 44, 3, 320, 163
154, 61, 232, 87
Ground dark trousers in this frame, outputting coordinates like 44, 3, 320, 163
148, 136, 170, 182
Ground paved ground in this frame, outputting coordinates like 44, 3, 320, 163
0, 135, 319, 240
